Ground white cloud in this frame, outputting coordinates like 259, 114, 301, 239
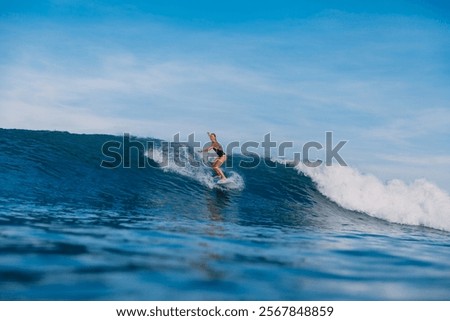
363, 108, 450, 145
0, 101, 154, 137
378, 154, 450, 166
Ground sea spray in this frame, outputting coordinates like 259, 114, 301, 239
145, 147, 245, 191
295, 162, 450, 232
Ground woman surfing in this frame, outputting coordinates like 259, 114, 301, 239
199, 132, 227, 182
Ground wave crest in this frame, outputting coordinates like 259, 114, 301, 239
295, 162, 450, 232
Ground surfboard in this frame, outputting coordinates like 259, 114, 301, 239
216, 178, 233, 186
213, 174, 243, 190
215, 178, 231, 186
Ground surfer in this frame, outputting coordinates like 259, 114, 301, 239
199, 132, 227, 182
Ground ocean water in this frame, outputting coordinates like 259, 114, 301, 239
0, 129, 449, 300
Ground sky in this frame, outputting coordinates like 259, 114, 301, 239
1, 0, 449, 190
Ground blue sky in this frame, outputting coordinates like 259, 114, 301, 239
1, 0, 449, 190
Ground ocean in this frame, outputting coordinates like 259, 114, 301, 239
0, 128, 449, 300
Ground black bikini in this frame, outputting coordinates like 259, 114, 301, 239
213, 147, 225, 157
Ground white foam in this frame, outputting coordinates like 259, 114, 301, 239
145, 147, 244, 191
295, 162, 450, 232
216, 172, 245, 190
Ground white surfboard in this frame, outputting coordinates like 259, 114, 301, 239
216, 176, 239, 187
212, 173, 244, 190
216, 178, 231, 185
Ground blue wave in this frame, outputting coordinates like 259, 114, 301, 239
1, 129, 450, 300
0, 129, 372, 229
